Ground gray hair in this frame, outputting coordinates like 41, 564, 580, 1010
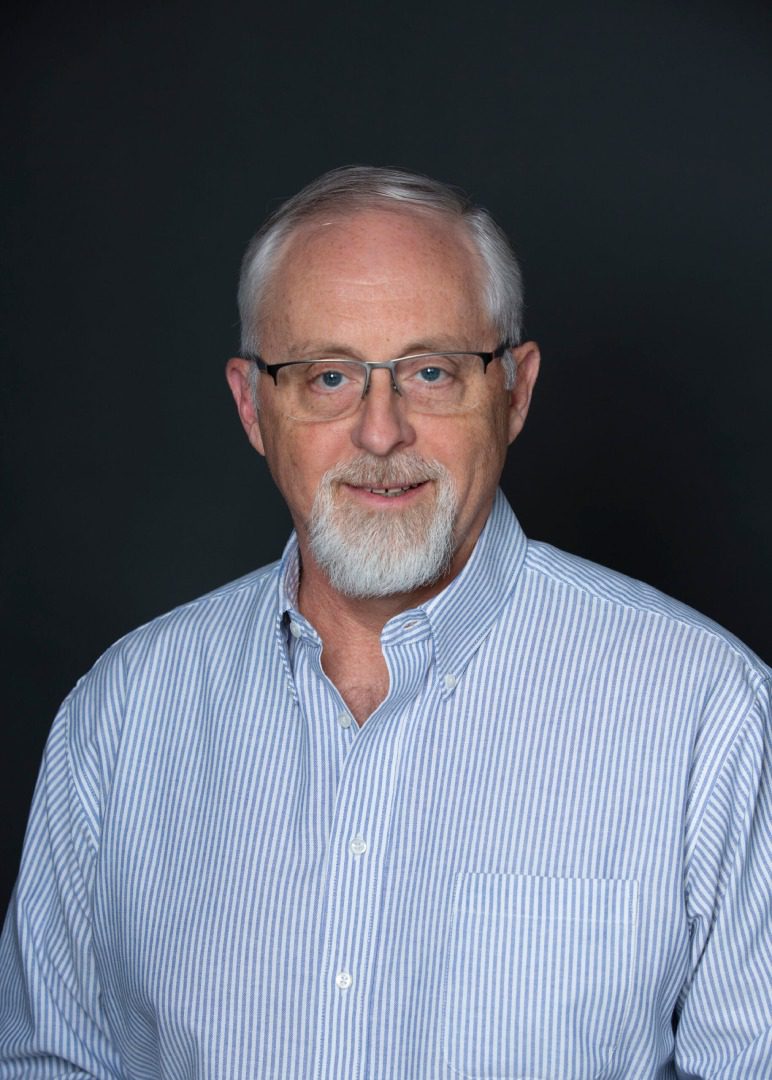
238, 165, 524, 387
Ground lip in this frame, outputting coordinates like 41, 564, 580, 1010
342, 480, 430, 506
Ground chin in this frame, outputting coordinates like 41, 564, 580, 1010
308, 463, 459, 597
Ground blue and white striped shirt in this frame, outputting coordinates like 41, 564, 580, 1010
2, 490, 771, 1078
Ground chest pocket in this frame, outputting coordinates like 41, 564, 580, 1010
442, 873, 638, 1079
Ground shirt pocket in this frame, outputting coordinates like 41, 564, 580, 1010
442, 873, 638, 1080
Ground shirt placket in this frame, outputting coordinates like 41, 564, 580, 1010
309, 620, 433, 1080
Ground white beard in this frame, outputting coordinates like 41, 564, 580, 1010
307, 454, 458, 598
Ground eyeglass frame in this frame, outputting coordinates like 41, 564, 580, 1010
241, 342, 514, 400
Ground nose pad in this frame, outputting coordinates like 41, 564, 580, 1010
362, 362, 402, 399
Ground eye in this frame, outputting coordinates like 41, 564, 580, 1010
307, 363, 354, 392
319, 370, 345, 388
416, 365, 447, 384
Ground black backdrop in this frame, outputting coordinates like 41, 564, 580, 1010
2, 0, 771, 917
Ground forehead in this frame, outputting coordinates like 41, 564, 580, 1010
261, 208, 492, 352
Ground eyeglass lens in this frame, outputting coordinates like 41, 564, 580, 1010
276, 353, 487, 421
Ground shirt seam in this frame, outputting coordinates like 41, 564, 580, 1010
521, 556, 768, 685
99, 562, 281, 661
686, 676, 770, 907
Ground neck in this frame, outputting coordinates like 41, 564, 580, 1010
292, 519, 486, 725
296, 549, 456, 727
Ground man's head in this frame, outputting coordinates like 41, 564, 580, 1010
237, 166, 525, 377
226, 166, 540, 600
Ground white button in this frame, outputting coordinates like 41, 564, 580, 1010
335, 970, 353, 991
443, 673, 458, 690
338, 712, 352, 729
289, 621, 302, 638
350, 834, 367, 857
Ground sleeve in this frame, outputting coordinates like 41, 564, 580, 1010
675, 676, 772, 1078
0, 695, 123, 1078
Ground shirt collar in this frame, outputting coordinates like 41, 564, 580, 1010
278, 534, 301, 621
276, 532, 316, 645
420, 487, 527, 688
276, 488, 528, 676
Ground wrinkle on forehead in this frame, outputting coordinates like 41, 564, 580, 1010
259, 207, 491, 355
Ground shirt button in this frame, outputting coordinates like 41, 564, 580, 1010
289, 621, 302, 638
337, 712, 352, 729
335, 970, 353, 991
350, 834, 367, 857
443, 673, 458, 690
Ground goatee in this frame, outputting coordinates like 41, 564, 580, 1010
307, 453, 458, 598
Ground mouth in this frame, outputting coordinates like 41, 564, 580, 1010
364, 483, 423, 497
344, 480, 429, 501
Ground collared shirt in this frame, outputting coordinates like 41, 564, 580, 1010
1, 490, 770, 1079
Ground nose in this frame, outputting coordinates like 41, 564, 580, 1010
349, 368, 416, 457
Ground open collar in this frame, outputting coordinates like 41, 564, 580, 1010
275, 488, 528, 681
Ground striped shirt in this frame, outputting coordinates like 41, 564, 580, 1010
1, 489, 770, 1078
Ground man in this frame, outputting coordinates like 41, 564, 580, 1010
1, 167, 770, 1078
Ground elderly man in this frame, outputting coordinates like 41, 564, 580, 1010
1, 167, 770, 1078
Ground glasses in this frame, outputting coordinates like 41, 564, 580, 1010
243, 343, 511, 422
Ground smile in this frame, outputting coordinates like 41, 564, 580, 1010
366, 483, 423, 497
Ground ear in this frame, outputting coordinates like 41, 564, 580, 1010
507, 341, 541, 445
225, 357, 266, 456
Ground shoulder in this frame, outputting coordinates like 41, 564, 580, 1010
60, 560, 283, 741
522, 539, 770, 687
114, 560, 281, 667
35, 561, 287, 844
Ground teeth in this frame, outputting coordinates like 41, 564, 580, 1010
368, 484, 418, 497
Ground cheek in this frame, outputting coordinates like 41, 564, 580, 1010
448, 411, 508, 478
269, 430, 340, 506
259, 428, 301, 501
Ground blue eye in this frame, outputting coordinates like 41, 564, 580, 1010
308, 365, 353, 391
417, 366, 444, 383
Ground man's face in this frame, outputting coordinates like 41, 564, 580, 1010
227, 208, 539, 597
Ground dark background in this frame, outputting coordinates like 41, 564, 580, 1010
2, 0, 770, 917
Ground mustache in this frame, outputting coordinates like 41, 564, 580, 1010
321, 453, 449, 489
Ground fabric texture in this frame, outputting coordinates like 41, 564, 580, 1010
1, 490, 770, 1078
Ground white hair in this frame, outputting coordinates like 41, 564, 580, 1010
308, 453, 458, 598
237, 165, 524, 389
